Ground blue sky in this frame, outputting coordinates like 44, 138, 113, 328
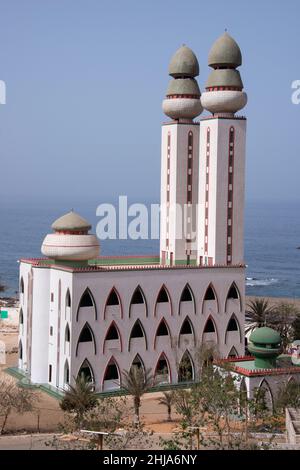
0, 0, 300, 208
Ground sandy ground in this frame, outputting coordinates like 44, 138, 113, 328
0, 294, 299, 438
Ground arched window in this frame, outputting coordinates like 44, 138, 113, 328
228, 346, 238, 358
227, 317, 238, 331
65, 324, 70, 342
179, 317, 195, 347
106, 288, 120, 306
64, 360, 70, 385
103, 357, 121, 390
155, 353, 171, 384
19, 340, 23, 360
179, 284, 196, 316
204, 318, 215, 333
180, 318, 193, 335
20, 277, 24, 294
103, 322, 122, 353
77, 288, 97, 321
178, 351, 194, 382
66, 289, 71, 308
76, 323, 96, 355
19, 308, 24, 325
129, 286, 147, 317
78, 359, 94, 383
131, 354, 145, 375
128, 320, 147, 351
156, 319, 169, 336
257, 379, 274, 412
225, 282, 242, 311
105, 323, 119, 340
204, 285, 215, 301
225, 314, 241, 344
157, 286, 169, 303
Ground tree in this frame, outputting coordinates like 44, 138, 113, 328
272, 303, 299, 352
122, 366, 153, 424
292, 314, 300, 341
60, 374, 98, 428
275, 380, 300, 412
0, 378, 37, 434
157, 391, 174, 421
245, 298, 274, 334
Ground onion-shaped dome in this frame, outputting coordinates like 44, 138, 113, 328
200, 90, 247, 115
162, 97, 203, 120
208, 32, 242, 68
169, 45, 199, 78
52, 211, 91, 232
249, 327, 281, 346
41, 211, 100, 261
166, 78, 201, 96
205, 69, 243, 90
248, 327, 282, 369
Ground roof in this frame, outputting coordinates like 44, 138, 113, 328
249, 327, 281, 345
166, 78, 201, 96
205, 69, 243, 89
208, 32, 242, 68
168, 45, 199, 78
51, 211, 92, 232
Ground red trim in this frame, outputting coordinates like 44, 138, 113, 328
154, 352, 172, 384
154, 317, 171, 350
103, 320, 123, 354
204, 127, 210, 256
227, 127, 235, 265
102, 356, 121, 388
178, 316, 196, 348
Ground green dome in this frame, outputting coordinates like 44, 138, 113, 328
169, 45, 199, 78
205, 69, 243, 89
249, 327, 281, 346
208, 32, 242, 68
166, 78, 201, 96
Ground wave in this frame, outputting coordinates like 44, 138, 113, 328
246, 277, 279, 287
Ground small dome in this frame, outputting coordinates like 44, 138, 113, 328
249, 327, 281, 346
166, 78, 201, 96
205, 69, 243, 89
208, 32, 242, 68
169, 45, 199, 78
52, 211, 92, 232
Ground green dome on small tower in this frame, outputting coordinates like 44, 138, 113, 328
208, 32, 242, 68
248, 327, 282, 369
168, 45, 199, 78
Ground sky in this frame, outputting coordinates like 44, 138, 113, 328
0, 0, 300, 210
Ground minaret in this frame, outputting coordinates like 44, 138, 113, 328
160, 46, 203, 265
197, 33, 247, 266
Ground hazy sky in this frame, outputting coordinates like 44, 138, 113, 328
1, 0, 300, 209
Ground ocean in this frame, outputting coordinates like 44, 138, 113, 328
0, 201, 299, 299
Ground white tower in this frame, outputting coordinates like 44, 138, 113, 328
197, 33, 247, 266
160, 46, 203, 265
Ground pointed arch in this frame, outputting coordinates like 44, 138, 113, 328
178, 316, 196, 347
258, 379, 274, 412
131, 354, 146, 376
76, 288, 97, 321
20, 277, 24, 294
225, 282, 242, 312
66, 289, 71, 308
102, 356, 121, 390
202, 283, 219, 313
76, 322, 96, 356
154, 284, 172, 316
154, 352, 171, 385
65, 323, 70, 343
77, 359, 94, 383
179, 283, 196, 316
128, 319, 148, 351
202, 316, 219, 344
288, 376, 296, 384
178, 350, 194, 382
104, 287, 123, 319
129, 285, 148, 317
225, 314, 242, 344
228, 346, 238, 358
103, 321, 122, 353
64, 359, 70, 385
154, 318, 171, 349
19, 340, 23, 360
19, 308, 24, 325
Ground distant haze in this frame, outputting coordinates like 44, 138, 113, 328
1, 0, 300, 208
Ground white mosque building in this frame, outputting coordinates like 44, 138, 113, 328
17, 33, 249, 393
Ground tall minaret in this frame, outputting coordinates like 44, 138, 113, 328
197, 33, 247, 266
160, 46, 203, 265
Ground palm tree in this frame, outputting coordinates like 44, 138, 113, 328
245, 298, 274, 334
157, 391, 174, 421
60, 374, 98, 428
122, 366, 153, 424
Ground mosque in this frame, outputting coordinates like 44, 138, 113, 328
18, 33, 250, 393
